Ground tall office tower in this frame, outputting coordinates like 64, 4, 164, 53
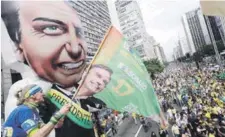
179, 36, 191, 55
206, 16, 222, 42
159, 45, 167, 62
177, 40, 184, 57
143, 34, 157, 60
115, 0, 150, 59
215, 16, 225, 46
173, 45, 183, 60
182, 8, 212, 54
219, 17, 225, 37
215, 17, 225, 39
197, 9, 211, 45
69, 1, 112, 62
185, 8, 207, 52
182, 14, 196, 54
154, 44, 166, 63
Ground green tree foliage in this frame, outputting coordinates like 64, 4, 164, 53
192, 51, 203, 69
202, 40, 225, 56
143, 58, 164, 79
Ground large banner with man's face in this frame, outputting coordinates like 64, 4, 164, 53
1, 1, 95, 134
77, 27, 166, 126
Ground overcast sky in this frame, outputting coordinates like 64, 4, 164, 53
138, 0, 200, 61
107, 0, 200, 61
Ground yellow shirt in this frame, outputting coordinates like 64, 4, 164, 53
172, 125, 180, 135
101, 120, 107, 127
211, 92, 217, 97
212, 107, 218, 115
197, 98, 202, 104
172, 109, 176, 114
100, 134, 106, 137
209, 133, 215, 137
205, 112, 211, 119
212, 83, 217, 89
218, 101, 223, 108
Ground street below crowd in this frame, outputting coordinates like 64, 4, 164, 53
114, 117, 160, 137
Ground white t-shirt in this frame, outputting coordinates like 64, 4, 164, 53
167, 109, 173, 118
172, 125, 180, 135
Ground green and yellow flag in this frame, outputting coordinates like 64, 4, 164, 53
77, 26, 166, 126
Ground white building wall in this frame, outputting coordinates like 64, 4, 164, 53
154, 44, 165, 63
155, 45, 163, 63
143, 34, 157, 60
115, 0, 148, 59
107, 0, 121, 31
197, 9, 211, 45
182, 15, 196, 54
180, 37, 191, 55
70, 1, 111, 62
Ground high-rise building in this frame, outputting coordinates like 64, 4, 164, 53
219, 17, 225, 36
206, 16, 223, 42
182, 8, 214, 54
143, 34, 157, 60
182, 15, 196, 54
154, 44, 166, 63
185, 8, 207, 52
106, 0, 121, 31
115, 0, 151, 59
173, 45, 183, 60
215, 16, 225, 46
159, 46, 167, 62
197, 9, 211, 45
69, 1, 111, 62
179, 36, 191, 55
177, 40, 184, 57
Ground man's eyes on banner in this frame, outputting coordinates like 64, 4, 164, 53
33, 21, 83, 38
40, 25, 66, 36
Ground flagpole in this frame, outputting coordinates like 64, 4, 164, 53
71, 26, 113, 100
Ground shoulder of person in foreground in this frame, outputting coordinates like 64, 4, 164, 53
5, 77, 52, 120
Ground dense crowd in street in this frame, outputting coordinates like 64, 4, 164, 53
94, 62, 225, 137
154, 63, 225, 137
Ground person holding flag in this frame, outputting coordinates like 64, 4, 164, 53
2, 84, 71, 137
2, 1, 100, 136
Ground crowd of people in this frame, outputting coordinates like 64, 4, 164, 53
92, 109, 120, 137
154, 63, 225, 137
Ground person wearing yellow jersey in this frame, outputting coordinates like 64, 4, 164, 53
211, 91, 217, 98
132, 112, 137, 125
172, 123, 180, 137
205, 112, 211, 119
197, 98, 202, 104
99, 117, 107, 137
172, 107, 176, 115
212, 106, 219, 115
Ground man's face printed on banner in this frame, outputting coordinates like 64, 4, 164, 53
78, 64, 113, 97
2, 1, 87, 88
